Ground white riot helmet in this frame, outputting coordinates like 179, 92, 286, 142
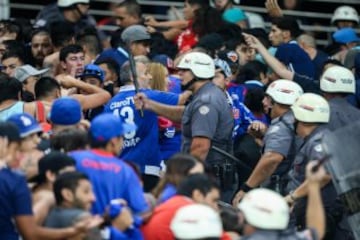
58, 0, 89, 7
331, 6, 359, 25
266, 79, 303, 105
291, 93, 330, 123
238, 188, 289, 230
320, 66, 355, 94
177, 52, 215, 79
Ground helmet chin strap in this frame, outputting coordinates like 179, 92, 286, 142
181, 78, 197, 91
74, 4, 86, 19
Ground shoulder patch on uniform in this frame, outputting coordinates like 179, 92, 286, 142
314, 144, 323, 153
267, 125, 280, 134
199, 105, 210, 115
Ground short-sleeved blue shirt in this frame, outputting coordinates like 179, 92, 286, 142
0, 168, 33, 240
70, 150, 149, 215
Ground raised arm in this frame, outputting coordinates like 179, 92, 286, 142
305, 161, 326, 239
58, 75, 111, 110
243, 33, 294, 80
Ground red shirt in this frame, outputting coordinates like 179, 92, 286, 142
176, 21, 198, 54
141, 195, 194, 240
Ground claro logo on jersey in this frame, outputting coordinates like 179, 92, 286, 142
123, 137, 141, 148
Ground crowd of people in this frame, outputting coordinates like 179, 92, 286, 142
0, 0, 360, 239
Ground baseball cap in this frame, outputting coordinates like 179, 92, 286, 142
152, 54, 175, 71
7, 113, 42, 138
50, 97, 82, 125
170, 204, 223, 239
0, 122, 21, 142
29, 151, 76, 183
79, 64, 105, 82
217, 49, 239, 74
121, 25, 151, 44
333, 28, 360, 44
90, 113, 137, 142
14, 65, 49, 83
214, 58, 232, 78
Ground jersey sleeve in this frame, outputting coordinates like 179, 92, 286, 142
13, 175, 33, 216
264, 123, 293, 157
124, 166, 149, 214
146, 90, 179, 106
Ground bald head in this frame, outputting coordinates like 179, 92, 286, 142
297, 34, 316, 48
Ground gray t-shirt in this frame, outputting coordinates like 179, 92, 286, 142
181, 82, 234, 165
44, 207, 101, 240
44, 207, 87, 228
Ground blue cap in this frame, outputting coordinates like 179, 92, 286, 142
7, 113, 42, 138
50, 97, 82, 125
90, 113, 137, 142
96, 48, 128, 70
333, 28, 360, 44
80, 64, 105, 82
152, 54, 174, 70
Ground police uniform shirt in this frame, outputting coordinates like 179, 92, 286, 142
181, 82, 234, 165
263, 110, 299, 175
287, 126, 338, 220
35, 3, 104, 39
327, 97, 360, 131
287, 126, 327, 192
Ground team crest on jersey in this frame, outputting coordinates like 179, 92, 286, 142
199, 105, 210, 115
227, 51, 238, 63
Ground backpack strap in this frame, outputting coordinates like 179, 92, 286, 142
36, 101, 46, 123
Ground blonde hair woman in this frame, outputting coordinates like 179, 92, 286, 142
147, 62, 168, 91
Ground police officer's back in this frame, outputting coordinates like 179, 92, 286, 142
35, 0, 98, 36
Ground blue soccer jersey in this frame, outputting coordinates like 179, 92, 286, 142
70, 149, 149, 215
104, 86, 179, 176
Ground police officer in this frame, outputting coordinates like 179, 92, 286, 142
285, 95, 353, 240
320, 66, 360, 131
135, 52, 235, 202
238, 161, 326, 240
35, 0, 103, 40
232, 79, 303, 205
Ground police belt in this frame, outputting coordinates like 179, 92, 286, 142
211, 145, 252, 172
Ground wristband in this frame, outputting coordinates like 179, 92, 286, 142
240, 183, 253, 193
